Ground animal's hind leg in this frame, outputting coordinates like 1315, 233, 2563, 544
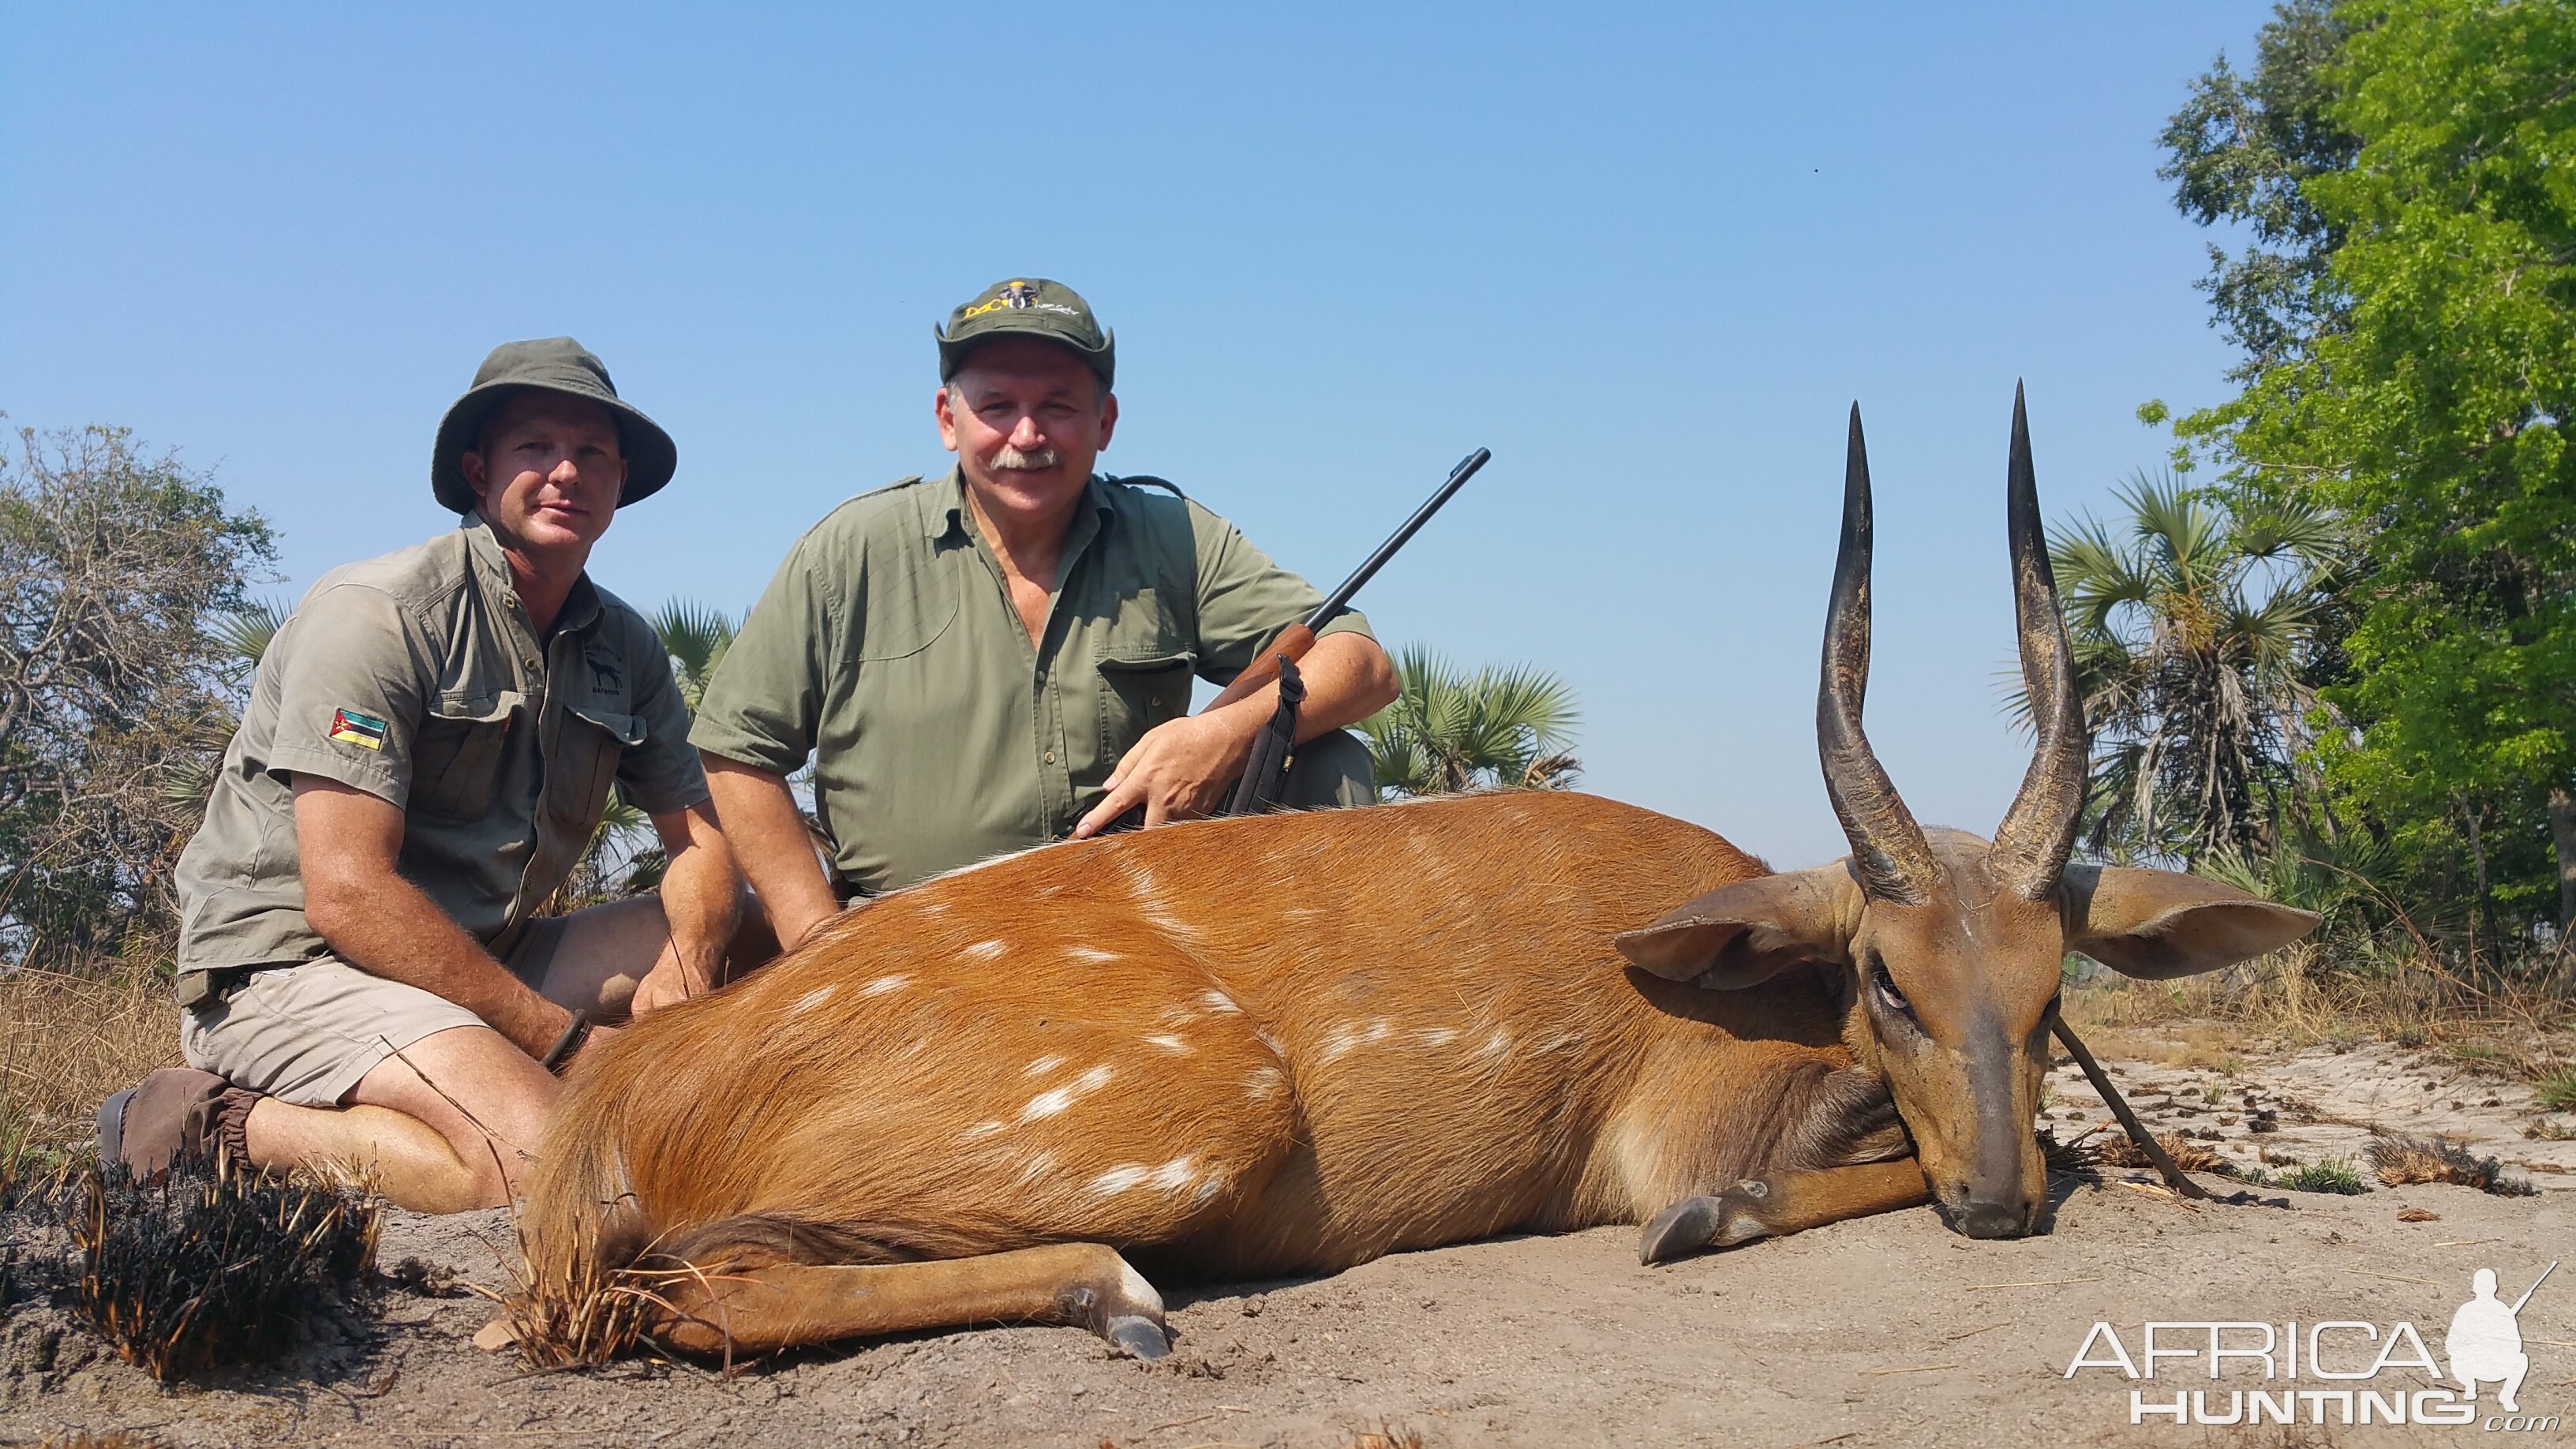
648, 1241, 1173, 1359
1638, 1159, 1929, 1264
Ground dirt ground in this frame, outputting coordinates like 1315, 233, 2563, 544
5, 1028, 2570, 1449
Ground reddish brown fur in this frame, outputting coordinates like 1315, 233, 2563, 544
522, 792, 1887, 1293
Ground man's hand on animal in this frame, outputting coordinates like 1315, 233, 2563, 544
1072, 631, 1398, 837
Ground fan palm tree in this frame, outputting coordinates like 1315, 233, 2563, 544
2035, 470, 2343, 865
650, 598, 736, 713
1359, 644, 1582, 798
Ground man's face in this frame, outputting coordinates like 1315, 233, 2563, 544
462, 392, 627, 556
935, 336, 1118, 519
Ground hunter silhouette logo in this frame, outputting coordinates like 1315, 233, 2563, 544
2062, 1260, 2560, 1429
2448, 1263, 2553, 1413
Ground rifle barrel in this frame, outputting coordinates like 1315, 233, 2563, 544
1305, 447, 1490, 629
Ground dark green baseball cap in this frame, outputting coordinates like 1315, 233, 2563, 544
934, 278, 1115, 389
429, 337, 678, 514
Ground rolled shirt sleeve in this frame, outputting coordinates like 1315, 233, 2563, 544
690, 532, 833, 775
1185, 497, 1374, 686
258, 584, 429, 807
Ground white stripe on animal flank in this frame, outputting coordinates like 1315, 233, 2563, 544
791, 987, 837, 1014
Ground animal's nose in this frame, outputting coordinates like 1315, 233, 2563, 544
1958, 1199, 2031, 1240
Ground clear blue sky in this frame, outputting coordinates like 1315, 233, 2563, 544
2, 3, 2270, 871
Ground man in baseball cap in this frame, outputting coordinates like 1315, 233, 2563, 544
99, 338, 746, 1212
691, 279, 1399, 951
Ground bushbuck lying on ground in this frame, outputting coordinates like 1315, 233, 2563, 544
509, 391, 2318, 1360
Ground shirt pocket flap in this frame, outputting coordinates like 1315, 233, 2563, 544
431, 691, 521, 727
564, 702, 647, 747
1096, 650, 1196, 678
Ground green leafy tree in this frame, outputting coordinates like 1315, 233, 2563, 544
0, 425, 274, 964
2046, 470, 2345, 864
1360, 645, 1580, 798
2159, 0, 2360, 376
2172, 0, 2576, 938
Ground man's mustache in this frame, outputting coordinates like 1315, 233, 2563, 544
990, 444, 1062, 471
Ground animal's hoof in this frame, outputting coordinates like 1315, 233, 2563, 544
471, 1317, 519, 1353
1639, 1195, 1723, 1264
1106, 1314, 1170, 1360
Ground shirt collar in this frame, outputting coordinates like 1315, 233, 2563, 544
460, 512, 602, 635
930, 466, 1118, 545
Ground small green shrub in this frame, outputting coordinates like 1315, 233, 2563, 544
2534, 1069, 2576, 1114
2278, 1159, 2369, 1195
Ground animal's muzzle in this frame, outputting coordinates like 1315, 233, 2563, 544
1956, 1198, 2032, 1239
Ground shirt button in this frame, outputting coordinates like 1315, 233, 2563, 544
1036, 668, 1047, 683
1043, 751, 1056, 764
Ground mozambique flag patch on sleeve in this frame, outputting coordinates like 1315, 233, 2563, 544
328, 708, 388, 750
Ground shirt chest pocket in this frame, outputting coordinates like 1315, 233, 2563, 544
409, 691, 522, 822
554, 698, 646, 827
1097, 651, 1196, 754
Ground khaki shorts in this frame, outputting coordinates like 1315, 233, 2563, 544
179, 917, 573, 1109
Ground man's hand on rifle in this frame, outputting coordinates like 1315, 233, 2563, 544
1072, 706, 1260, 838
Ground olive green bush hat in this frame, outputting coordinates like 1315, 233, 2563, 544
935, 278, 1115, 389
429, 337, 678, 514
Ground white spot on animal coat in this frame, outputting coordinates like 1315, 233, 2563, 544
960, 940, 1005, 962
1063, 945, 1118, 963
1413, 1027, 1458, 1047
1478, 1029, 1512, 1058
1193, 1172, 1229, 1204
791, 987, 836, 1014
1020, 1088, 1074, 1121
1245, 1066, 1283, 1101
1024, 1054, 1065, 1077
1148, 1156, 1197, 1190
1144, 1034, 1191, 1054
1090, 1164, 1148, 1195
1075, 1065, 1114, 1093
1015, 1151, 1058, 1185
1200, 990, 1241, 1014
959, 1120, 1004, 1142
860, 974, 910, 997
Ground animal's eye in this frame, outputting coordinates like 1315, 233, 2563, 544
1870, 958, 1915, 1018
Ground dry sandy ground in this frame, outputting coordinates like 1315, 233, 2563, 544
5, 1031, 2570, 1449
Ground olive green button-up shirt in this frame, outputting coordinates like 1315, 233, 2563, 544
173, 516, 708, 976
689, 470, 1372, 895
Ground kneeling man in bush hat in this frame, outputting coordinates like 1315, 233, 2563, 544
99, 339, 745, 1212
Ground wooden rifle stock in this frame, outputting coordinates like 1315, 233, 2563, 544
1204, 624, 1316, 712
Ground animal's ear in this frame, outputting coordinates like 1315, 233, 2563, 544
2061, 864, 2321, 981
1616, 867, 1856, 989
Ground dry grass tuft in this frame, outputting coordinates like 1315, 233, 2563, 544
491, 1237, 667, 1369
2096, 1130, 2229, 1175
2366, 1133, 2536, 1197
69, 1151, 382, 1382
2039, 1125, 2104, 1176
1, 964, 180, 1167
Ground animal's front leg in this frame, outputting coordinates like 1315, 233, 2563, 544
1638, 1159, 1929, 1264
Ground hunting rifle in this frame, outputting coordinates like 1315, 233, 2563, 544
1099, 447, 1490, 833
1205, 446, 1491, 711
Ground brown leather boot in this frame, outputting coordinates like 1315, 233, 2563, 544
95, 1068, 260, 1178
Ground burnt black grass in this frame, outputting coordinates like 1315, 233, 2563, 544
0, 1150, 385, 1383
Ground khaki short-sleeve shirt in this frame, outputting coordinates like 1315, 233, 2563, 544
174, 517, 707, 976
689, 470, 1372, 895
